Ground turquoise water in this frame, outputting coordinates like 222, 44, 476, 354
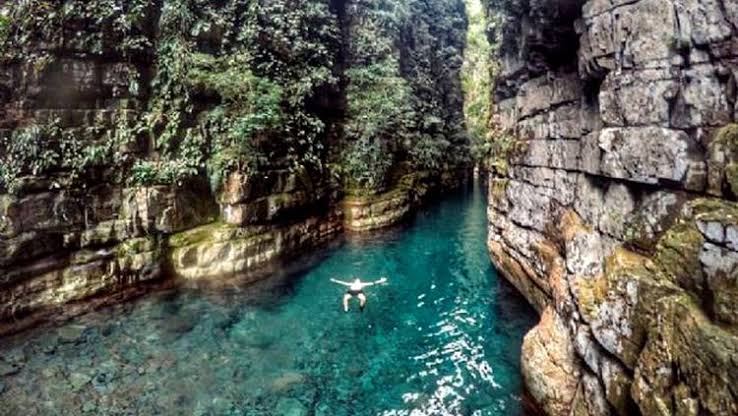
0, 180, 537, 416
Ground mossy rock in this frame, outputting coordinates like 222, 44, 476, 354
489, 178, 508, 199
574, 275, 609, 322
72, 249, 113, 265
708, 124, 738, 196
713, 124, 738, 154
634, 293, 738, 415
294, 166, 315, 194
622, 191, 688, 253
116, 237, 156, 258
344, 172, 427, 203
168, 222, 228, 248
586, 248, 680, 367
690, 198, 738, 225
488, 159, 509, 177
654, 220, 704, 292
726, 163, 738, 196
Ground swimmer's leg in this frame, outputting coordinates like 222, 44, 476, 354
342, 293, 352, 312
358, 293, 367, 311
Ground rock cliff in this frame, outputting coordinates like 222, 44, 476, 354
485, 0, 738, 414
0, 1, 468, 334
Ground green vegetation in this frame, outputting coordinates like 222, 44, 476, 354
137, 0, 340, 189
0, 0, 340, 193
339, 0, 468, 192
342, 57, 414, 190
486, 130, 519, 176
466, 0, 522, 173
1, 0, 153, 62
461, 0, 493, 165
0, 12, 9, 47
0, 0, 470, 195
708, 124, 738, 197
460, 0, 518, 173
0, 124, 61, 193
0, 118, 134, 193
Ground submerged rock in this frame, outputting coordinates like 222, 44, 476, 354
275, 398, 308, 416
269, 371, 308, 394
68, 372, 92, 390
229, 323, 276, 349
0, 361, 20, 376
81, 401, 97, 413
57, 324, 87, 344
159, 316, 196, 336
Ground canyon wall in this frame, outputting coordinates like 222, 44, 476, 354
484, 0, 738, 414
0, 0, 468, 334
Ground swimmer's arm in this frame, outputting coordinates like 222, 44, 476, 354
330, 278, 351, 286
361, 278, 388, 288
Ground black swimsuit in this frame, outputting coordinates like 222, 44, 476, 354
347, 289, 364, 296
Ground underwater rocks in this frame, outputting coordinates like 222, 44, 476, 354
68, 372, 92, 390
57, 324, 87, 344
275, 398, 309, 416
486, 0, 738, 413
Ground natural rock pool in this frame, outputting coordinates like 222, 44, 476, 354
0, 181, 537, 416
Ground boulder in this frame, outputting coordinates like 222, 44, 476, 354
521, 307, 581, 416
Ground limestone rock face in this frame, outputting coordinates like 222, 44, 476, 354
0, 171, 348, 334
485, 0, 738, 413
169, 210, 343, 281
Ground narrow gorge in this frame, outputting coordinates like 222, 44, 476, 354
0, 0, 469, 334
1, 0, 737, 415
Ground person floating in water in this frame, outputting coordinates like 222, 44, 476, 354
330, 277, 387, 312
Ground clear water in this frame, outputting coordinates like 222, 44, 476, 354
0, 180, 537, 416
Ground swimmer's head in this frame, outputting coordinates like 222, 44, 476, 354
354, 278, 361, 284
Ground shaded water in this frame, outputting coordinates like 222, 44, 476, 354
0, 180, 537, 416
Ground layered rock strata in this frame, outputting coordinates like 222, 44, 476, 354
485, 0, 738, 414
343, 172, 435, 232
0, 170, 342, 334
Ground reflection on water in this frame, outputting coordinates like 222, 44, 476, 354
0, 180, 537, 416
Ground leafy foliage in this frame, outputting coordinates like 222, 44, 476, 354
341, 136, 394, 191
0, 125, 59, 193
1, 0, 154, 61
189, 53, 283, 189
461, 0, 495, 165
339, 0, 469, 191
486, 126, 518, 176
342, 59, 414, 189
0, 0, 470, 195
0, 117, 135, 193
140, 0, 340, 189
0, 12, 9, 47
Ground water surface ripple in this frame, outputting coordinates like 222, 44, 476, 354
0, 181, 537, 416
